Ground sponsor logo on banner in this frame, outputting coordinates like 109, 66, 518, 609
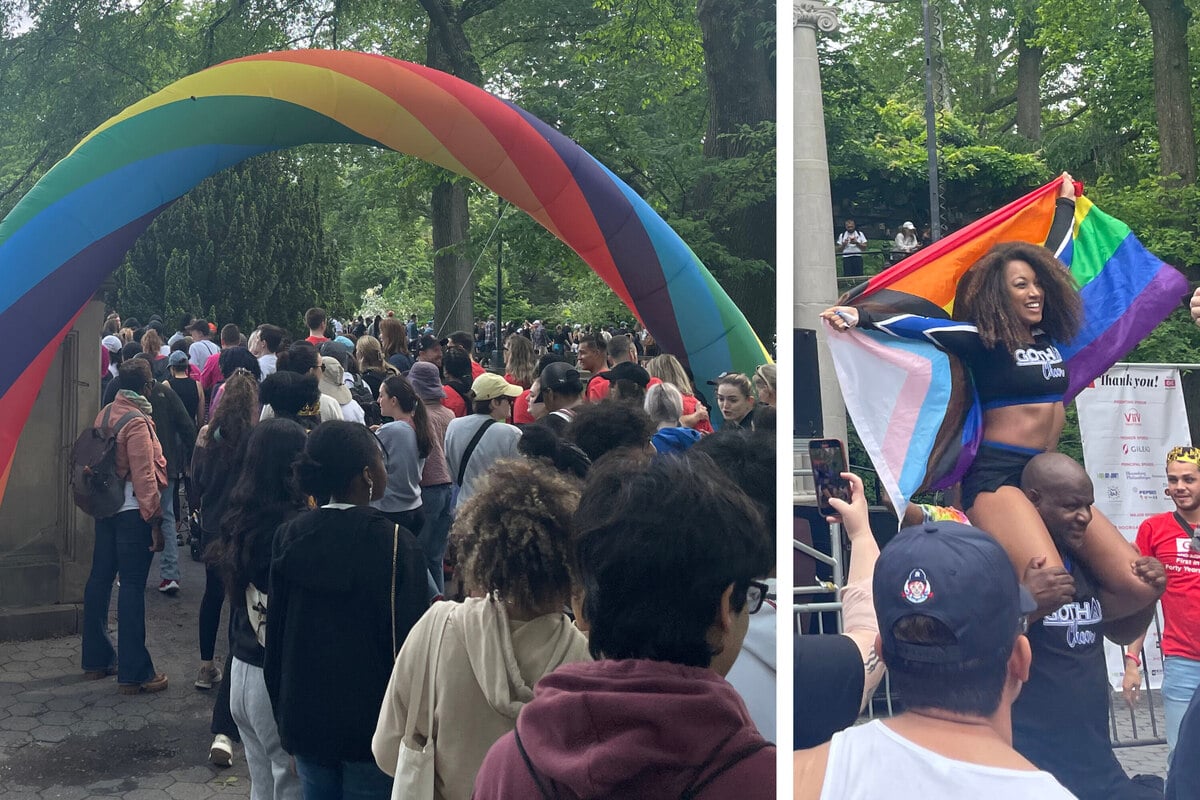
1124, 444, 1151, 454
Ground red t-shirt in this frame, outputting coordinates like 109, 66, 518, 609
585, 374, 662, 403
306, 335, 329, 346
443, 386, 468, 418
504, 373, 531, 390
1136, 512, 1200, 660
471, 360, 486, 380
681, 393, 714, 435
512, 389, 535, 424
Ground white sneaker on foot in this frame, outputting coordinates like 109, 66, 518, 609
209, 733, 233, 767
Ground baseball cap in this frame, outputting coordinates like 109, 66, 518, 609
102, 335, 123, 353
902, 221, 916, 230
874, 521, 1036, 666
167, 350, 189, 367
534, 362, 583, 402
471, 372, 522, 402
408, 361, 446, 401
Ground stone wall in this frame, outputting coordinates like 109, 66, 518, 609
0, 298, 104, 640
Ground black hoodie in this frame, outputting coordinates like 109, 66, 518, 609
264, 505, 427, 763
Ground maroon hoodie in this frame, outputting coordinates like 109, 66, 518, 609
472, 658, 775, 800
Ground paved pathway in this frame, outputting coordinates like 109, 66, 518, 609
0, 541, 251, 799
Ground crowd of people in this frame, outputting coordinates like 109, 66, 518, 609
84, 304, 778, 799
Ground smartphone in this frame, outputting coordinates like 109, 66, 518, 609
809, 439, 852, 516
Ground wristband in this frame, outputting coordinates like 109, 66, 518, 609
1124, 652, 1140, 668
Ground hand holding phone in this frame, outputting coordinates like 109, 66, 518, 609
809, 439, 853, 517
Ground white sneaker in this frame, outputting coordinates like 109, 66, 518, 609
209, 734, 233, 767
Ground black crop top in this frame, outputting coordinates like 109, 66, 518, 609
854, 311, 1069, 409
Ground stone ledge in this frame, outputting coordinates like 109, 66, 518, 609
0, 604, 82, 642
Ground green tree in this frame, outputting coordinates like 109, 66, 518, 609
109, 153, 343, 336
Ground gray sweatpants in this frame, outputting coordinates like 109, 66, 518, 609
230, 657, 301, 800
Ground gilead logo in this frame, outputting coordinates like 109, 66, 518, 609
1123, 443, 1151, 454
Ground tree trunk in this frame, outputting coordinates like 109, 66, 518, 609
420, 0, 489, 335
694, 0, 775, 341
430, 181, 473, 336
1140, 0, 1196, 184
697, 0, 774, 160
1015, 15, 1042, 141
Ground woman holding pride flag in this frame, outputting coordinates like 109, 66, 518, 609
822, 173, 1159, 615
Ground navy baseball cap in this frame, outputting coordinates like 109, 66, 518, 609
874, 521, 1036, 666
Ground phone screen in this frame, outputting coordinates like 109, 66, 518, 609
809, 439, 852, 516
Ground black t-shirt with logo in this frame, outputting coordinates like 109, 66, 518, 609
1013, 559, 1159, 800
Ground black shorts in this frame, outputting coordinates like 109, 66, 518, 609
961, 442, 1042, 512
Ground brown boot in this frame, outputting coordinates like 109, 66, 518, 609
118, 673, 168, 695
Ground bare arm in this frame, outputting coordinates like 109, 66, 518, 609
1120, 631, 1150, 709
826, 472, 884, 708
1104, 604, 1156, 646
1094, 550, 1166, 623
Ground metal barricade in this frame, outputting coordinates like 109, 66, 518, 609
1110, 613, 1167, 748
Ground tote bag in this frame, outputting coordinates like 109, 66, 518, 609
390, 606, 450, 800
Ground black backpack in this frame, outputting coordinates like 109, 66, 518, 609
70, 406, 144, 518
349, 374, 382, 426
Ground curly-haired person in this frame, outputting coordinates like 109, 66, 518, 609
373, 459, 589, 800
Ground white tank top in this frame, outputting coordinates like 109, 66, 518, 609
818, 720, 1078, 799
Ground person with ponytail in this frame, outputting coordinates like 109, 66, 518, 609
373, 375, 431, 538
264, 421, 427, 800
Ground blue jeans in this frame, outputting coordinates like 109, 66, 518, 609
82, 509, 157, 684
1163, 655, 1200, 764
157, 479, 180, 582
293, 756, 392, 800
418, 484, 453, 594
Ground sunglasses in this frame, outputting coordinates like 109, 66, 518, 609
746, 580, 770, 614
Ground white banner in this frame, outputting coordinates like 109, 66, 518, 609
1076, 364, 1191, 690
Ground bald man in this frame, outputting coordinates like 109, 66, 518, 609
1012, 453, 1165, 800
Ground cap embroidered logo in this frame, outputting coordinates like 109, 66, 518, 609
903, 569, 932, 604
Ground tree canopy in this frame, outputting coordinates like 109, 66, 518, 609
0, 0, 776, 343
